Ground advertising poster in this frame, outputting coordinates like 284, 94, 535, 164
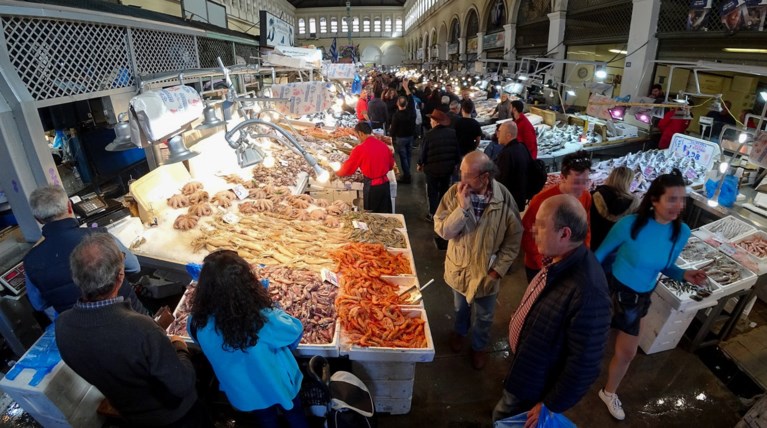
259, 11, 294, 48
687, 0, 712, 31
745, 0, 767, 30
720, 0, 748, 32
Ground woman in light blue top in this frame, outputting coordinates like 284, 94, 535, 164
593, 169, 707, 421
188, 250, 307, 428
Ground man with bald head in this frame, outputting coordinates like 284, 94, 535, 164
434, 151, 523, 370
495, 120, 530, 210
493, 195, 611, 425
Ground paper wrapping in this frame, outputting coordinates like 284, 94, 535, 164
271, 81, 336, 116
131, 86, 204, 141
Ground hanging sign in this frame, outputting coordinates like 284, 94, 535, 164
260, 11, 294, 48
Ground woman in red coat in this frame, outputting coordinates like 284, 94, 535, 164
658, 108, 691, 149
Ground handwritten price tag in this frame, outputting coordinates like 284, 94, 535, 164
352, 220, 369, 230
222, 213, 240, 224
232, 185, 249, 200
720, 243, 737, 257
321, 268, 339, 287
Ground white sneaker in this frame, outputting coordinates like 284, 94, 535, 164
599, 389, 626, 420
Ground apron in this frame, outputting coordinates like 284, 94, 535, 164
363, 175, 392, 213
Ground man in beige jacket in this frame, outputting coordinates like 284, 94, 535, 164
435, 151, 523, 370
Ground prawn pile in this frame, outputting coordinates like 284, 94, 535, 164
332, 243, 426, 348
342, 212, 407, 248
736, 235, 767, 259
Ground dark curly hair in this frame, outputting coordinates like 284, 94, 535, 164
631, 168, 685, 243
189, 250, 273, 352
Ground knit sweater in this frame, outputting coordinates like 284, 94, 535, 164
55, 302, 197, 426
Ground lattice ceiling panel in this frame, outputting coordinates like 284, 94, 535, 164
2, 17, 133, 101
234, 43, 260, 65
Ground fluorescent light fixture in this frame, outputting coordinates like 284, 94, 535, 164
723, 48, 767, 54
608, 49, 628, 55
566, 89, 576, 96
595, 67, 607, 79
313, 164, 330, 183
761, 91, 767, 101
518, 75, 528, 81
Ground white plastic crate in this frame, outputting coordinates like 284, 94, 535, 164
351, 361, 416, 415
698, 216, 756, 243
343, 308, 435, 362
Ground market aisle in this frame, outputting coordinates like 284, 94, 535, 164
378, 155, 743, 428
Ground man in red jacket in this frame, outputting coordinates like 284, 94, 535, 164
658, 108, 691, 149
336, 122, 395, 213
511, 100, 538, 159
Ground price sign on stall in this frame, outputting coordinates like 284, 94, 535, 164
669, 134, 721, 171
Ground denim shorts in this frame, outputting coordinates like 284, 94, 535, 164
609, 275, 652, 336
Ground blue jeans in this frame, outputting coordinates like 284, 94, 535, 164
453, 289, 498, 351
396, 136, 413, 177
248, 395, 308, 428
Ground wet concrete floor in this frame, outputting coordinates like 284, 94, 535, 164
379, 153, 744, 427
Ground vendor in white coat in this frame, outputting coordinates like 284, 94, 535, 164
434, 151, 523, 370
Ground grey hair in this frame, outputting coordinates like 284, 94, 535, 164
70, 234, 123, 301
30, 185, 69, 224
449, 100, 460, 111
551, 197, 589, 243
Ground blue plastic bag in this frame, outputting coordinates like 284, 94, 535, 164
185, 263, 203, 282
494, 404, 576, 428
5, 324, 60, 387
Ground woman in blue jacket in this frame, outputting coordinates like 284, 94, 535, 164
188, 250, 307, 428
594, 169, 706, 421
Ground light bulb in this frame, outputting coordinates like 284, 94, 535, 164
738, 132, 748, 144
595, 69, 607, 79
518, 75, 528, 81
707, 199, 719, 208
317, 168, 330, 183
263, 156, 276, 168
719, 161, 729, 174
330, 161, 342, 171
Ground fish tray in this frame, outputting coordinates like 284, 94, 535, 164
699, 216, 756, 243
342, 308, 435, 363
732, 230, 767, 262
704, 254, 757, 298
654, 275, 719, 312
676, 237, 719, 268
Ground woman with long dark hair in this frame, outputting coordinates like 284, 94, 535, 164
189, 250, 307, 428
593, 169, 706, 421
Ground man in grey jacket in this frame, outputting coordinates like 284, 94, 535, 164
434, 151, 523, 370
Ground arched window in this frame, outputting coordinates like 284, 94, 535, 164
298, 18, 306, 35
309, 18, 317, 34
374, 17, 382, 32
342, 16, 349, 33
363, 17, 371, 32
395, 18, 403, 33
353, 17, 360, 32
465, 9, 479, 37
330, 17, 338, 33
319, 17, 327, 34
450, 18, 460, 43
486, 0, 506, 33
384, 17, 392, 33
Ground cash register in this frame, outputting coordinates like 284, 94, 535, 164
71, 193, 130, 227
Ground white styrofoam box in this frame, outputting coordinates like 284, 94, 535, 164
32, 386, 105, 428
699, 215, 756, 243
708, 255, 758, 298
351, 361, 417, 381
655, 275, 719, 312
640, 292, 717, 355
359, 379, 414, 400
374, 397, 412, 415
129, 162, 191, 223
344, 308, 435, 363
309, 189, 362, 210
730, 230, 767, 275
0, 360, 97, 427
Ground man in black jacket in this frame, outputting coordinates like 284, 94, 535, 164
389, 96, 416, 184
367, 89, 389, 132
418, 109, 460, 222
493, 195, 611, 425
56, 234, 211, 427
495, 121, 529, 210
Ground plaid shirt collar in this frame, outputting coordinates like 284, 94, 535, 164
74, 296, 124, 310
469, 187, 493, 219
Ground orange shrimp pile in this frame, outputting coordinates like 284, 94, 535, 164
330, 242, 412, 277
332, 243, 426, 349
